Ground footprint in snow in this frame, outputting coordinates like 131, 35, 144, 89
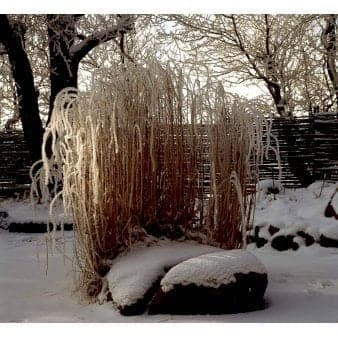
306, 279, 338, 295
43, 290, 57, 296
308, 280, 334, 289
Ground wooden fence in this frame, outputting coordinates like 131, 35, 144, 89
260, 114, 338, 188
1, 114, 338, 197
0, 130, 32, 198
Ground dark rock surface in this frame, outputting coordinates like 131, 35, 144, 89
268, 225, 280, 236
256, 237, 268, 248
8, 222, 73, 233
319, 234, 338, 248
324, 202, 338, 220
271, 235, 299, 251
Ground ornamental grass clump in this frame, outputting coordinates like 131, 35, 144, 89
31, 60, 270, 298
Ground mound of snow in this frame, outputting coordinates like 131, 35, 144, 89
160, 250, 267, 292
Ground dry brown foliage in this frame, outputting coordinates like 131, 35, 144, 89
31, 61, 269, 297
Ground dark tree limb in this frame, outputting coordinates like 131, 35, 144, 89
70, 15, 134, 64
231, 15, 287, 116
47, 14, 134, 123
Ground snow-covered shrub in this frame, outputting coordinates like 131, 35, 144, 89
31, 60, 269, 298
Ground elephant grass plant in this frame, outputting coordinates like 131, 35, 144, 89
31, 60, 271, 299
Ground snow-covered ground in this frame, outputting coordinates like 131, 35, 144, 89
1, 181, 338, 322
253, 180, 338, 246
0, 199, 72, 228
1, 229, 338, 322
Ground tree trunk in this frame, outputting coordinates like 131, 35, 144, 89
48, 57, 79, 124
46, 14, 134, 124
267, 82, 288, 117
47, 15, 79, 124
0, 15, 44, 163
322, 15, 338, 109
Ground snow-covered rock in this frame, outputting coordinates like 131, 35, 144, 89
149, 250, 268, 314
296, 231, 315, 246
257, 179, 284, 195
321, 224, 338, 241
253, 181, 338, 250
106, 240, 222, 315
160, 250, 267, 291
319, 235, 338, 248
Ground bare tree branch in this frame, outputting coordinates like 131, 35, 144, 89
70, 15, 135, 64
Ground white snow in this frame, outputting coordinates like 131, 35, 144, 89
107, 240, 222, 307
254, 181, 338, 244
0, 198, 72, 226
1, 230, 338, 322
321, 225, 338, 240
257, 226, 271, 240
1, 181, 338, 322
160, 250, 267, 292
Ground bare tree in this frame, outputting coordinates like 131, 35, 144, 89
0, 14, 135, 161
0, 15, 44, 163
159, 14, 315, 117
46, 14, 134, 123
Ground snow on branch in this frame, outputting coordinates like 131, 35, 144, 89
70, 15, 134, 63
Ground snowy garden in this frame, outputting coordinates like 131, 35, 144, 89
1, 11, 338, 325
2, 180, 338, 322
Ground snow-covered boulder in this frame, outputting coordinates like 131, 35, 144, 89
248, 225, 278, 248
296, 231, 315, 246
148, 250, 268, 315
257, 179, 283, 195
106, 240, 223, 316
319, 225, 338, 247
319, 235, 338, 248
